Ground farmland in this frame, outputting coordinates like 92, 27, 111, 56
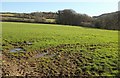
2, 22, 118, 76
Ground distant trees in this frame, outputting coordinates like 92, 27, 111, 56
56, 9, 77, 25
33, 12, 46, 23
2, 12, 57, 23
118, 11, 120, 30
93, 11, 118, 30
56, 9, 119, 30
1, 10, 119, 30
56, 9, 93, 27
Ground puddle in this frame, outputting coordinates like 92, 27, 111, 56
10, 48, 26, 53
26, 42, 32, 45
34, 51, 56, 58
35, 52, 56, 58
35, 53, 48, 58
47, 54, 55, 58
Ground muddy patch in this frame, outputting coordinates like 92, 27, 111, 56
24, 41, 33, 45
34, 50, 56, 58
34, 50, 49, 58
10, 48, 26, 53
35, 53, 48, 58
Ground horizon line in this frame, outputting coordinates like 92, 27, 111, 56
0, 10, 118, 17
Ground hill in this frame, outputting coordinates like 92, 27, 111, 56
93, 11, 119, 30
1, 10, 119, 30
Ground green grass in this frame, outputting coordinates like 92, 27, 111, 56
2, 22, 118, 76
2, 22, 118, 50
45, 19, 55, 23
0, 14, 15, 17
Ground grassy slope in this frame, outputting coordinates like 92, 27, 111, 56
2, 22, 118, 76
2, 22, 118, 50
0, 14, 15, 17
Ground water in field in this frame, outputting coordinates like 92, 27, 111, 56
24, 41, 33, 45
35, 53, 48, 58
34, 50, 55, 58
10, 48, 26, 53
26, 42, 32, 45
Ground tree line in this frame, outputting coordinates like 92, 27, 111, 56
56, 9, 119, 30
1, 9, 119, 30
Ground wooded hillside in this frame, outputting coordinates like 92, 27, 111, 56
1, 9, 119, 30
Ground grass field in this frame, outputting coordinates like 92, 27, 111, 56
45, 19, 55, 23
2, 22, 118, 76
0, 14, 15, 17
